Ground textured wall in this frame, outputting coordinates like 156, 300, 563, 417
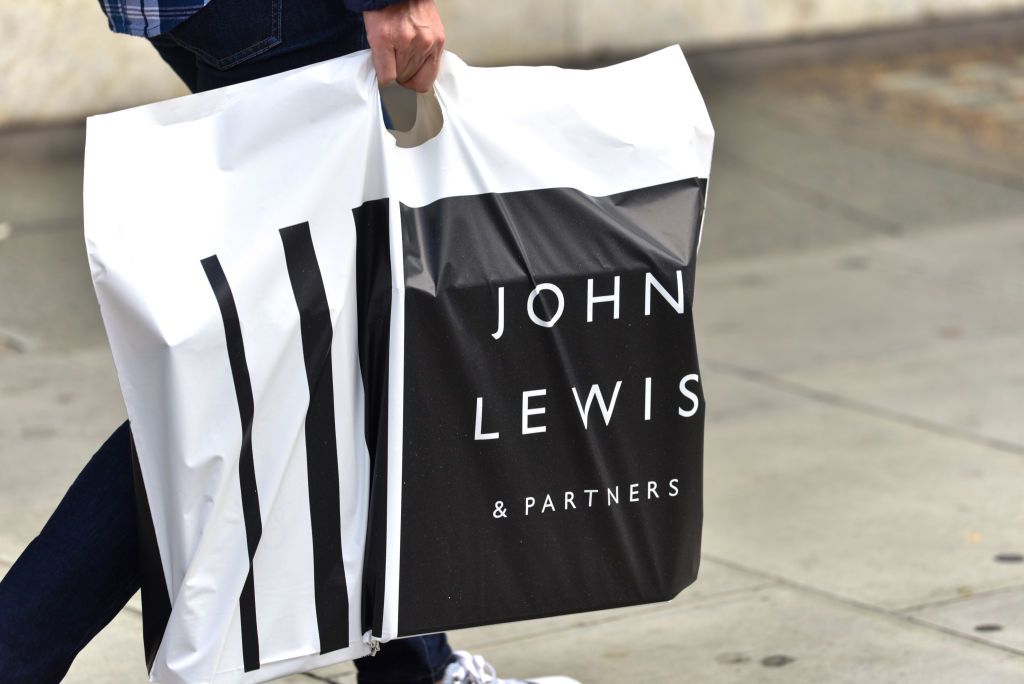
445, 0, 1024, 62
0, 0, 188, 127
2, 0, 1023, 127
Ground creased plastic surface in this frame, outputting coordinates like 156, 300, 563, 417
85, 53, 384, 684
83, 46, 713, 682
363, 46, 713, 640
389, 180, 706, 636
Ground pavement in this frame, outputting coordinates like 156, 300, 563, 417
2, 13, 1024, 684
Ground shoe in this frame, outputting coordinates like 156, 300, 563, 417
441, 650, 581, 684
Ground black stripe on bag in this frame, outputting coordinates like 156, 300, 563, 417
279, 222, 350, 653
352, 198, 392, 637
200, 255, 263, 672
128, 427, 173, 673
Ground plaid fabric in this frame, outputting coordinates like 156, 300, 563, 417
100, 0, 402, 37
99, 0, 211, 37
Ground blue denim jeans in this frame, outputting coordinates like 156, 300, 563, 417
0, 1, 450, 682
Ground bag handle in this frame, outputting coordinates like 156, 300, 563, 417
369, 51, 466, 149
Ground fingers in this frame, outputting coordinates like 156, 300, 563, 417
394, 38, 430, 84
394, 33, 439, 91
392, 24, 443, 91
372, 45, 398, 87
364, 0, 445, 92
399, 51, 442, 93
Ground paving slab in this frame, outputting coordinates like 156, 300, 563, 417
700, 364, 805, 428
702, 387, 1024, 610
695, 219, 1024, 374
311, 558, 774, 681
448, 559, 772, 650
706, 92, 1024, 232
0, 228, 108, 351
0, 124, 85, 228
63, 606, 150, 684
0, 347, 125, 564
441, 585, 1024, 684
698, 80, 1024, 193
783, 331, 1024, 452
61, 604, 333, 684
908, 587, 1024, 652
743, 215, 1024, 450
697, 157, 882, 264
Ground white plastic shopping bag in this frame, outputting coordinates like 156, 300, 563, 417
84, 46, 713, 683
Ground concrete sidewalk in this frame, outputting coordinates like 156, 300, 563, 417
2, 16, 1024, 683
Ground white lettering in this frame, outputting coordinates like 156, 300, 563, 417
526, 284, 565, 328
645, 270, 685, 316
644, 376, 652, 421
572, 381, 623, 429
474, 397, 500, 441
541, 494, 555, 513
522, 389, 548, 435
585, 489, 599, 507
491, 286, 505, 340
669, 478, 680, 497
678, 373, 701, 418
647, 480, 659, 499
587, 276, 621, 322
564, 491, 576, 509
525, 496, 536, 515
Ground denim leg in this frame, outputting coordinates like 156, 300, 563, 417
0, 422, 139, 684
355, 634, 455, 684
148, 34, 200, 92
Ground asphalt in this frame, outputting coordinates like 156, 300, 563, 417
2, 13, 1024, 683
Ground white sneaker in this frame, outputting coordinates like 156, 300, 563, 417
441, 650, 581, 684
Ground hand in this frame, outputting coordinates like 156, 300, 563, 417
364, 0, 446, 93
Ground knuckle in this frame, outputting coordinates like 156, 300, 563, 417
374, 28, 393, 48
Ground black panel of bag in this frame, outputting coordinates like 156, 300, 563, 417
358, 178, 707, 637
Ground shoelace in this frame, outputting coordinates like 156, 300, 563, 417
444, 650, 503, 684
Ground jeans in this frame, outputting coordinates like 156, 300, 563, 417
0, 0, 451, 682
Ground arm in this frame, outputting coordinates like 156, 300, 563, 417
350, 0, 446, 93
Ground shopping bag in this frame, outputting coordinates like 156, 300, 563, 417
84, 45, 712, 683
357, 47, 713, 639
